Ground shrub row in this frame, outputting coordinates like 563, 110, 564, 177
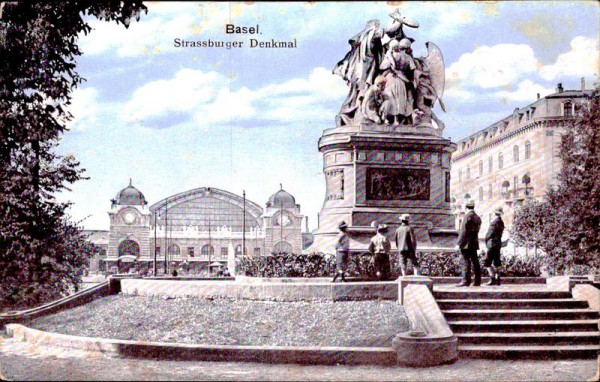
237, 250, 548, 279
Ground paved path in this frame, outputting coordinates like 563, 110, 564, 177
1, 336, 597, 381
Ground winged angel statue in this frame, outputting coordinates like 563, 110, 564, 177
333, 9, 446, 131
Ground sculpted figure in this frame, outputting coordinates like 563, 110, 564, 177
333, 9, 418, 126
360, 76, 388, 124
379, 38, 417, 125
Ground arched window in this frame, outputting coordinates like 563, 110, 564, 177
525, 141, 531, 159
488, 184, 493, 199
466, 165, 471, 180
235, 244, 247, 256
201, 244, 214, 258
118, 240, 140, 258
458, 169, 462, 183
498, 152, 504, 169
479, 161, 483, 177
273, 241, 292, 254
488, 157, 493, 173
478, 187, 484, 202
513, 145, 519, 162
563, 102, 573, 117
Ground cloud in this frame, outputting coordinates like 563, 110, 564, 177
539, 36, 600, 81
492, 80, 555, 103
446, 43, 539, 89
121, 66, 347, 127
79, 3, 199, 57
66, 87, 99, 131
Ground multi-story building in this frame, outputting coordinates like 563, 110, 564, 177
88, 181, 308, 274
451, 81, 593, 235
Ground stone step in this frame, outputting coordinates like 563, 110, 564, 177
442, 308, 599, 321
433, 290, 572, 300
456, 331, 600, 346
448, 319, 600, 333
458, 344, 600, 359
437, 298, 589, 310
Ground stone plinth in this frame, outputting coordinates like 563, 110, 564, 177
309, 123, 458, 254
397, 275, 434, 304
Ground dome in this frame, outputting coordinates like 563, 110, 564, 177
114, 179, 147, 206
267, 185, 296, 208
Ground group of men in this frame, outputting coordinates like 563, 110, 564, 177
332, 200, 505, 285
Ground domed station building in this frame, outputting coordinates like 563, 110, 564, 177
99, 181, 307, 274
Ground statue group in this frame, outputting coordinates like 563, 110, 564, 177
333, 9, 446, 131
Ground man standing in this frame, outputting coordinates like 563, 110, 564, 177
395, 214, 420, 276
369, 223, 391, 281
456, 200, 482, 287
484, 207, 505, 286
332, 221, 350, 282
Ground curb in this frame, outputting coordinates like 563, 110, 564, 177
5, 324, 397, 366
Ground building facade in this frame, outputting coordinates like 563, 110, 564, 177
95, 181, 306, 274
451, 82, 592, 233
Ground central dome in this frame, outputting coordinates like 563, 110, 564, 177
115, 179, 147, 206
267, 186, 296, 208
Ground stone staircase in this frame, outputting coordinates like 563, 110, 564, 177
434, 288, 600, 359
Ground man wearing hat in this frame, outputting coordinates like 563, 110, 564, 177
332, 221, 350, 282
484, 207, 505, 286
456, 199, 482, 287
369, 222, 392, 281
395, 214, 420, 276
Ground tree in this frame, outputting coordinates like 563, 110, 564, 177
512, 86, 600, 274
0, 1, 146, 309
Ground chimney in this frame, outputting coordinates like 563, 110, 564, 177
537, 93, 540, 100
581, 77, 585, 91
556, 83, 563, 93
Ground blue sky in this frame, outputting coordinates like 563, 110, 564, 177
57, 1, 600, 230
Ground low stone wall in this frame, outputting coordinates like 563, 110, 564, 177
120, 278, 398, 302
5, 324, 397, 365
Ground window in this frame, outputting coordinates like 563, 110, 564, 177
488, 184, 492, 199
563, 102, 573, 117
513, 145, 519, 162
488, 157, 493, 173
479, 161, 483, 177
498, 152, 504, 169
168, 244, 180, 258
478, 187, 483, 202
187, 247, 194, 257
458, 169, 462, 183
254, 247, 261, 256
525, 141, 531, 159
155, 246, 161, 256
201, 245, 213, 258
513, 175, 519, 198
221, 247, 228, 258
466, 165, 471, 180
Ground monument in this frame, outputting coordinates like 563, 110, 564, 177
309, 9, 458, 253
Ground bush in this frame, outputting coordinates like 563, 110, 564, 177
237, 250, 552, 279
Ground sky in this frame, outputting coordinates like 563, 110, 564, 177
56, 1, 600, 231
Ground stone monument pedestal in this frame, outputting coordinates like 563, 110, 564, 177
308, 123, 458, 253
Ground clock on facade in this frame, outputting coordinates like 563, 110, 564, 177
123, 211, 136, 225
273, 211, 293, 227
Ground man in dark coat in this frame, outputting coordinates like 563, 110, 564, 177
484, 207, 505, 286
395, 213, 420, 276
332, 221, 350, 282
456, 200, 482, 286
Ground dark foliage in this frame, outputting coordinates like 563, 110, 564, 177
238, 250, 544, 279
512, 87, 600, 275
0, 1, 146, 309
